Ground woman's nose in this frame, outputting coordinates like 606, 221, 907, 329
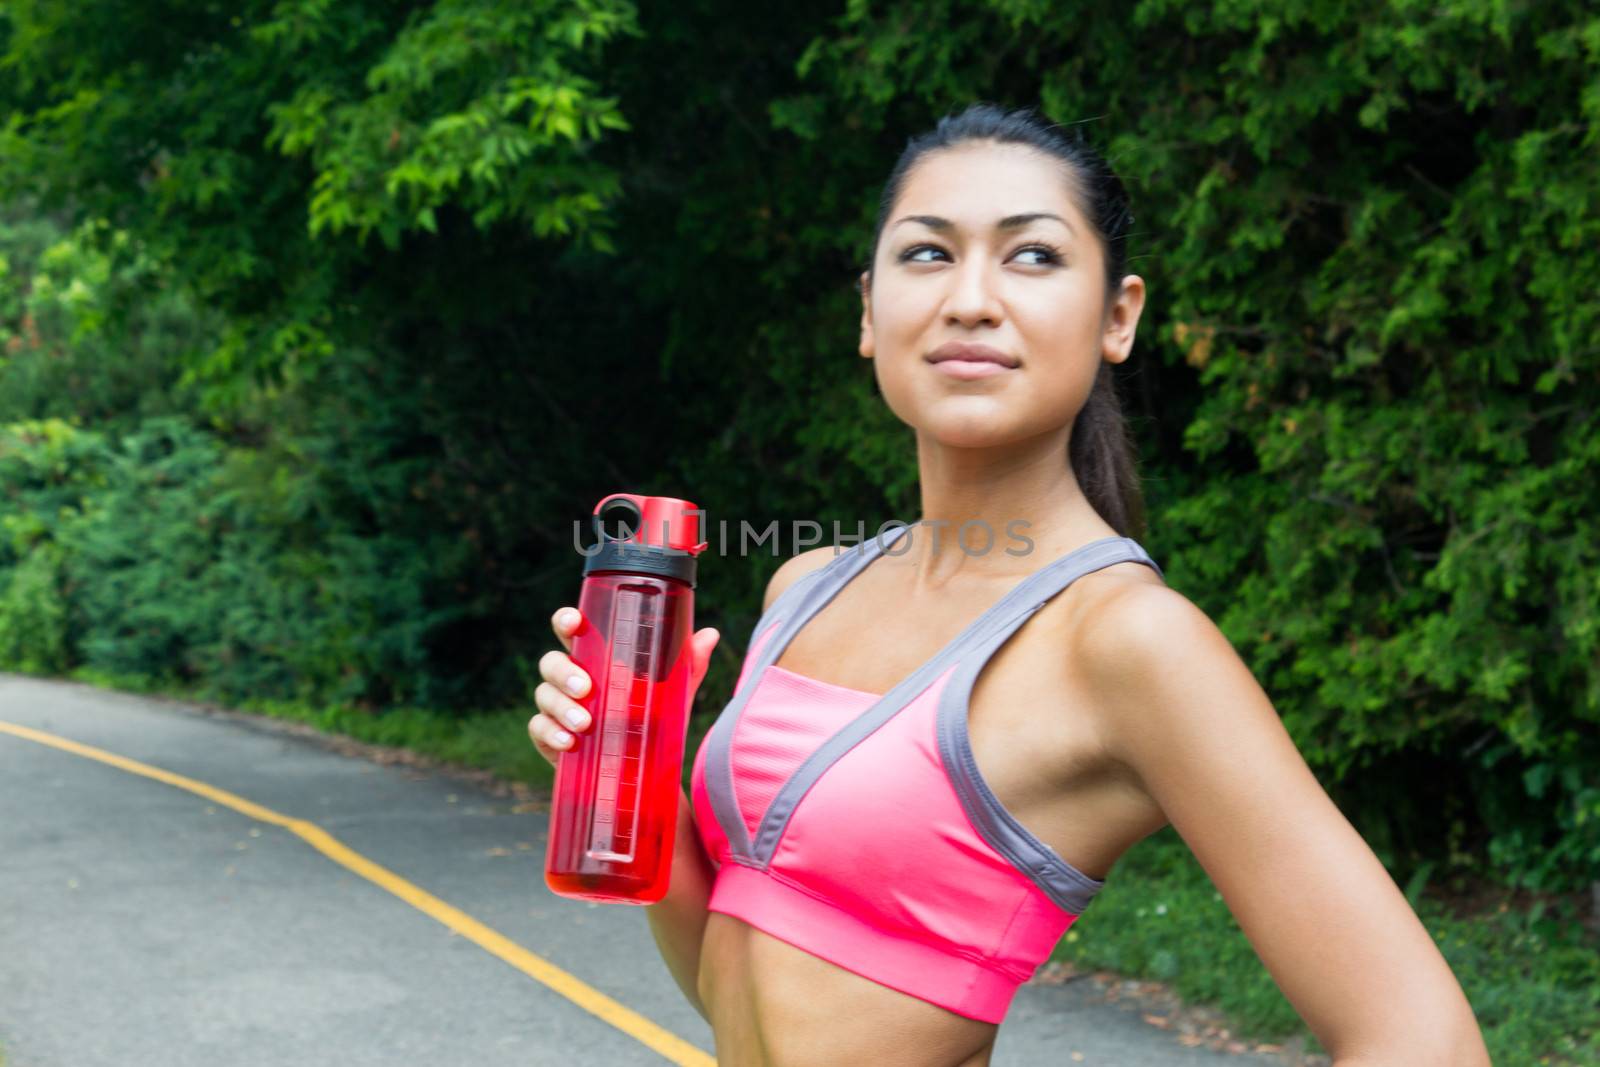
943, 256, 1003, 327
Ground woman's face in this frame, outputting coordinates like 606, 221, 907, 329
860, 141, 1145, 450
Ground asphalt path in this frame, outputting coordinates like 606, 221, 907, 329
0, 674, 1296, 1066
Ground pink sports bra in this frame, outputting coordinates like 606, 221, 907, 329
688, 527, 1165, 1023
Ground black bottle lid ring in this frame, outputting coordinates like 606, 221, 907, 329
581, 541, 697, 587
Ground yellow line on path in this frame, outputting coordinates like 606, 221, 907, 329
0, 718, 715, 1067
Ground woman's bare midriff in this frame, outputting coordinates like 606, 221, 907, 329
697, 912, 1000, 1067
691, 553, 1171, 1065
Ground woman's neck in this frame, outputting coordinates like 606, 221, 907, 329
903, 427, 1115, 588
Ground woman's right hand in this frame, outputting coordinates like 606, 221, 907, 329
528, 605, 721, 768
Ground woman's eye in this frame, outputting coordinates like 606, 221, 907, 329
1015, 244, 1062, 266
897, 243, 1062, 265
900, 244, 946, 263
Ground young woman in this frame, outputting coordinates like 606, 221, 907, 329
529, 104, 1491, 1067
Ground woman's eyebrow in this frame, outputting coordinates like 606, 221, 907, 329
891, 212, 1075, 236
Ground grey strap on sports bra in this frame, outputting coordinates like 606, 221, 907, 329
702, 525, 1165, 889
704, 533, 895, 862
933, 536, 1164, 913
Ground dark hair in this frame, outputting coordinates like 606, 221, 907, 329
863, 102, 1148, 540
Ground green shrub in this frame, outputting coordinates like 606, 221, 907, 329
0, 413, 474, 711
0, 541, 69, 673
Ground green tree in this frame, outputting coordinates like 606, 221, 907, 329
0, 0, 638, 406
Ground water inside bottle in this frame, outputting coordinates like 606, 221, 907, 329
586, 587, 659, 862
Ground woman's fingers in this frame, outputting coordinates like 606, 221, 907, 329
550, 606, 584, 654
688, 627, 721, 694
535, 680, 591, 734
529, 674, 594, 767
532, 613, 716, 769
527, 710, 572, 765
531, 608, 591, 768
539, 648, 590, 700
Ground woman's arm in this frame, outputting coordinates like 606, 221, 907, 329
645, 788, 718, 1020
643, 548, 835, 1019
1081, 584, 1491, 1067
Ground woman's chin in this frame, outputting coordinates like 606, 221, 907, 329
916, 412, 1030, 450
882, 389, 1037, 449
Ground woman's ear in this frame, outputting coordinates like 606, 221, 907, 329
858, 271, 874, 360
1102, 274, 1146, 365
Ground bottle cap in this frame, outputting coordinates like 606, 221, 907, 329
591, 494, 709, 556
583, 493, 708, 587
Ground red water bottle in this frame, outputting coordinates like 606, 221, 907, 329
545, 493, 708, 904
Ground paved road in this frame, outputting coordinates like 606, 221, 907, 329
0, 675, 1292, 1066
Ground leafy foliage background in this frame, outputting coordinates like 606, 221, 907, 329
0, 0, 1595, 896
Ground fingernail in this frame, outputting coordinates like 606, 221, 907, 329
552, 728, 573, 746
566, 673, 588, 696
562, 610, 580, 629
563, 707, 590, 731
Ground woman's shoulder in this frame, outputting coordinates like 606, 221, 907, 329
1041, 563, 1255, 772
1030, 550, 1177, 643
1025, 556, 1201, 724
1044, 558, 1202, 677
761, 545, 845, 612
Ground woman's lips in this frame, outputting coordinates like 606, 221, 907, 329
931, 358, 1015, 380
